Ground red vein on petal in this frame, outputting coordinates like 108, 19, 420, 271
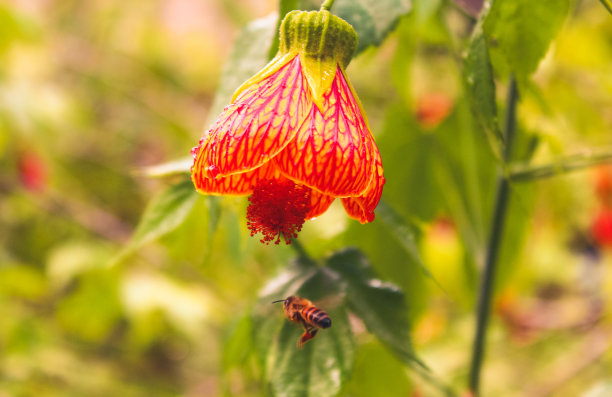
194, 55, 310, 178
192, 162, 281, 196
341, 145, 385, 223
276, 66, 374, 197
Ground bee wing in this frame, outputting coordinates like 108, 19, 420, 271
313, 293, 345, 311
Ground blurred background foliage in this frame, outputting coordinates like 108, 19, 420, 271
1, 0, 612, 396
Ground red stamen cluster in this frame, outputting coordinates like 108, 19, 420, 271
247, 179, 312, 245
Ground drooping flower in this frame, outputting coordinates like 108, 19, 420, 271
191, 9, 385, 244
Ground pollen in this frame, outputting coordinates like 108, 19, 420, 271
246, 179, 312, 245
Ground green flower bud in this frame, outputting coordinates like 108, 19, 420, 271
279, 10, 358, 69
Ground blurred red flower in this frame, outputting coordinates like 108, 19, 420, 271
594, 166, 612, 208
17, 151, 47, 192
416, 93, 453, 129
591, 209, 612, 247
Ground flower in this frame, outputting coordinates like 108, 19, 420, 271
191, 9, 385, 244
17, 149, 48, 192
592, 209, 612, 248
416, 93, 453, 129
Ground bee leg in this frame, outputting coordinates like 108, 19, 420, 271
292, 312, 303, 325
297, 327, 318, 348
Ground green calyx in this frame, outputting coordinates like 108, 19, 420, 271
279, 10, 358, 69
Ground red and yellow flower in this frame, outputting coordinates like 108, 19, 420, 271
191, 9, 385, 244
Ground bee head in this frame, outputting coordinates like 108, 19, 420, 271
271, 296, 296, 308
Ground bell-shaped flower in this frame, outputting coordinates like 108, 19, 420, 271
191, 9, 385, 244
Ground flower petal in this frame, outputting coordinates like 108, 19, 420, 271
192, 162, 281, 196
275, 65, 374, 197
341, 146, 385, 223
305, 189, 335, 220
194, 54, 310, 179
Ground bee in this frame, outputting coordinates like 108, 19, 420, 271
272, 295, 332, 347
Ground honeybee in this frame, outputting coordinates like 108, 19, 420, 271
272, 295, 332, 347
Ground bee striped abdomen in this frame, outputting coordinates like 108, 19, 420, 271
274, 296, 333, 347
303, 306, 332, 329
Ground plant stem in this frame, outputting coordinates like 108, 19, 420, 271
508, 147, 612, 182
599, 0, 612, 14
291, 238, 317, 267
320, 0, 336, 11
468, 76, 518, 396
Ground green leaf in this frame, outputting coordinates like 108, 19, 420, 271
252, 262, 317, 370
332, 0, 413, 55
375, 200, 437, 283
271, 304, 354, 397
161, 194, 222, 266
56, 269, 122, 342
223, 312, 254, 370
377, 107, 441, 220
342, 340, 413, 397
463, 24, 503, 158
252, 251, 454, 395
206, 14, 277, 126
344, 221, 429, 322
116, 178, 199, 261
268, 267, 355, 397
325, 250, 457, 396
252, 262, 355, 397
326, 248, 424, 369
483, 0, 571, 79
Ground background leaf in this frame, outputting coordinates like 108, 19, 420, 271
376, 200, 436, 282
253, 263, 355, 397
463, 25, 502, 158
117, 178, 199, 260
483, 0, 571, 80
268, 0, 301, 59
270, 303, 354, 397
252, 261, 317, 371
333, 0, 412, 54
326, 249, 423, 368
600, 0, 612, 14
341, 340, 413, 396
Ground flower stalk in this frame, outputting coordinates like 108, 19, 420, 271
320, 0, 336, 11
509, 147, 612, 182
468, 75, 518, 396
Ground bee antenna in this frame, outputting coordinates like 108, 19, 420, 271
271, 299, 286, 304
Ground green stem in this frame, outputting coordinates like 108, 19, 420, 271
291, 239, 317, 267
320, 0, 336, 11
599, 0, 612, 14
509, 147, 612, 182
468, 76, 518, 396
